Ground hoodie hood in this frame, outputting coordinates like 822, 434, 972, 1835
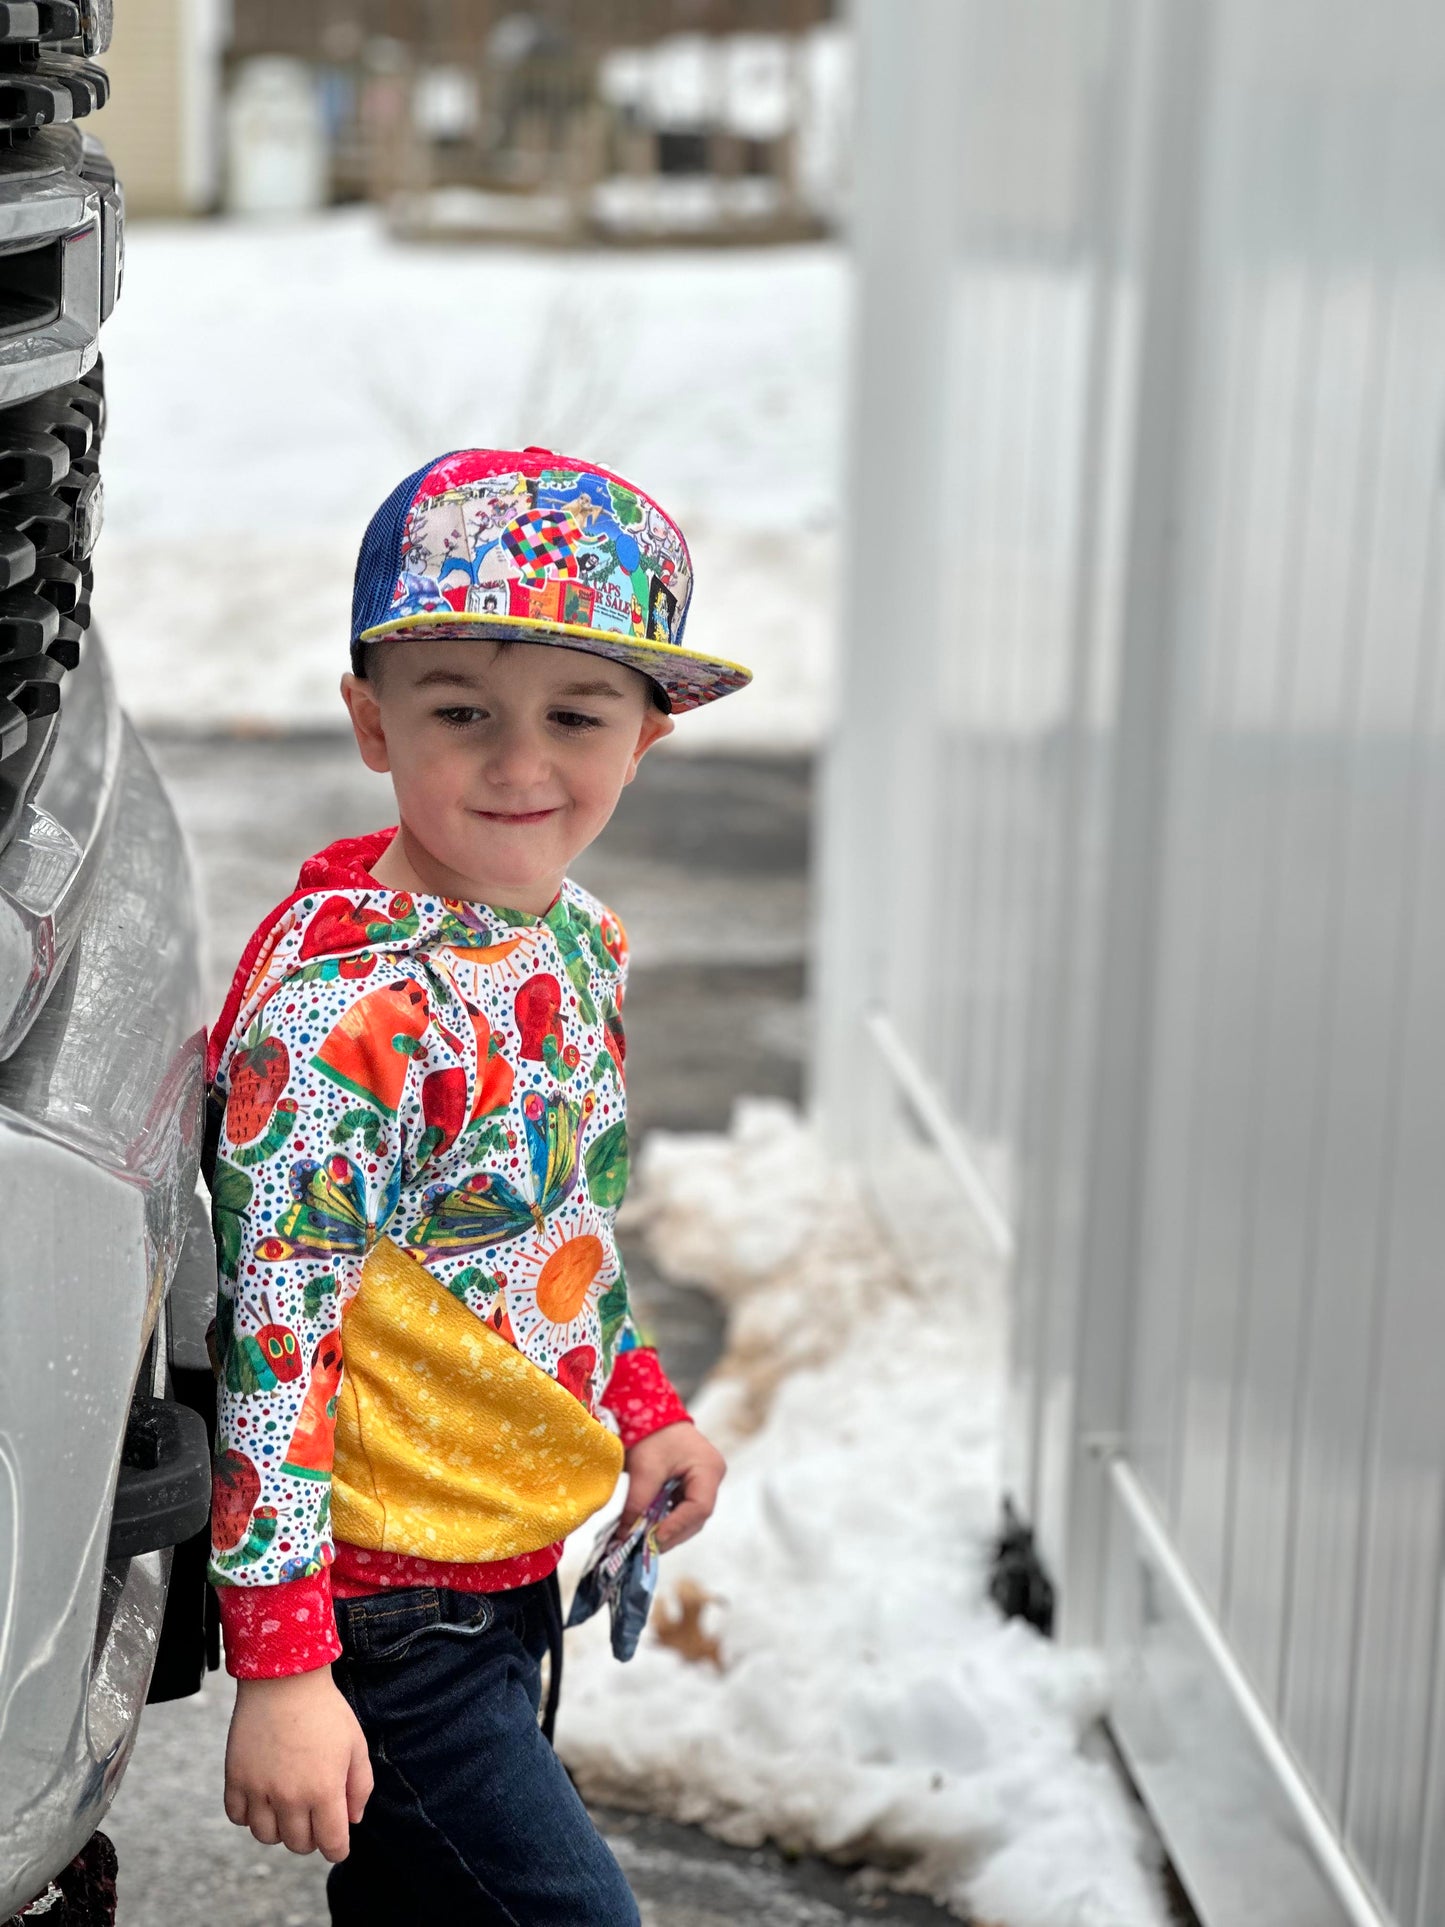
208, 828, 396, 1085
206, 827, 574, 1087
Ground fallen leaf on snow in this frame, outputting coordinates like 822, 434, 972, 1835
652, 1579, 725, 1670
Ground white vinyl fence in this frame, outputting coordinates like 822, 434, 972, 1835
814, 2, 1445, 1922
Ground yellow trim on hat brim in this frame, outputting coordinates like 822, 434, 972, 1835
356, 610, 753, 713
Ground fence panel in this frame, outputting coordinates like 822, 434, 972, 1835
821, 1, 1445, 1920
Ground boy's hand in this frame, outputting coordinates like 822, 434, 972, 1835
620, 1420, 726, 1552
224, 1667, 373, 1862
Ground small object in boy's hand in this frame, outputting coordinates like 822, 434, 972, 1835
566, 1476, 684, 1661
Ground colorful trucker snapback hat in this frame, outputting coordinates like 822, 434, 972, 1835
350, 445, 753, 713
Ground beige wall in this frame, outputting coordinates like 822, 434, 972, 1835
90, 0, 224, 217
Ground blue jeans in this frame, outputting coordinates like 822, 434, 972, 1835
326, 1581, 640, 1926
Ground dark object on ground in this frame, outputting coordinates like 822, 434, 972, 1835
988, 1496, 1056, 1636
4, 1832, 118, 1927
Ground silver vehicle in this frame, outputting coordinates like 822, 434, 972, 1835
0, 6, 215, 1918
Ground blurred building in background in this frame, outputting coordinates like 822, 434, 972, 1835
89, 0, 848, 238
92, 0, 225, 214
223, 0, 847, 240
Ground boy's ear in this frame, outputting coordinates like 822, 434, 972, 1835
341, 672, 391, 775
625, 705, 674, 782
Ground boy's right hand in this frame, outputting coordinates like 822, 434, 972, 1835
224, 1667, 373, 1862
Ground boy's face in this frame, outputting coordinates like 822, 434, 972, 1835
341, 638, 674, 909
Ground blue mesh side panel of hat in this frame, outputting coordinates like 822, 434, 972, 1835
349, 454, 460, 673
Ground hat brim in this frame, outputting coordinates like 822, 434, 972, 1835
356, 611, 752, 714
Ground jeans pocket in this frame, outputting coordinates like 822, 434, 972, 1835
340, 1586, 497, 1663
339, 1587, 440, 1662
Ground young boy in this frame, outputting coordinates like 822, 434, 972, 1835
204, 446, 752, 1922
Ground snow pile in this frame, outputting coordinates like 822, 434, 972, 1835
92, 211, 844, 750
557, 1100, 1169, 1926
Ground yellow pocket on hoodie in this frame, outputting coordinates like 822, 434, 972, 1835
331, 1236, 623, 1562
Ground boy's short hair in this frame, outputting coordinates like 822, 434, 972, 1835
357, 636, 671, 712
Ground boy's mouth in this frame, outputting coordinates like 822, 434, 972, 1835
473, 807, 558, 825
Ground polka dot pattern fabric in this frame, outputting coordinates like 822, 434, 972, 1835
206, 828, 689, 1678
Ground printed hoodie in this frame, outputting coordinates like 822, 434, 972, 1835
205, 828, 688, 1678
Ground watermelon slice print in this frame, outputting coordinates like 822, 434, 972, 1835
311, 978, 429, 1114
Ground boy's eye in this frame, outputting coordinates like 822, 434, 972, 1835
433, 706, 602, 732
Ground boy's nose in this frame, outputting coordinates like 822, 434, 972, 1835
484, 725, 551, 791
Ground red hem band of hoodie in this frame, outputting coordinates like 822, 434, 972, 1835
331, 1538, 564, 1603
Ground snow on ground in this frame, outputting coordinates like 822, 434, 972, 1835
93, 210, 845, 750
557, 1101, 1170, 1927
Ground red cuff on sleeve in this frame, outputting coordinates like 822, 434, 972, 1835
216, 1571, 342, 1680
599, 1346, 690, 1450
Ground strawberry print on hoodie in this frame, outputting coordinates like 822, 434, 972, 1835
205, 828, 688, 1678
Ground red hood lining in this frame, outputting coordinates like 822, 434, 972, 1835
205, 826, 398, 1085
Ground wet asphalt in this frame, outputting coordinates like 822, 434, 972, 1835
100, 732, 961, 1927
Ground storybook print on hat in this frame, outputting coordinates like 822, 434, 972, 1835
351, 447, 753, 713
